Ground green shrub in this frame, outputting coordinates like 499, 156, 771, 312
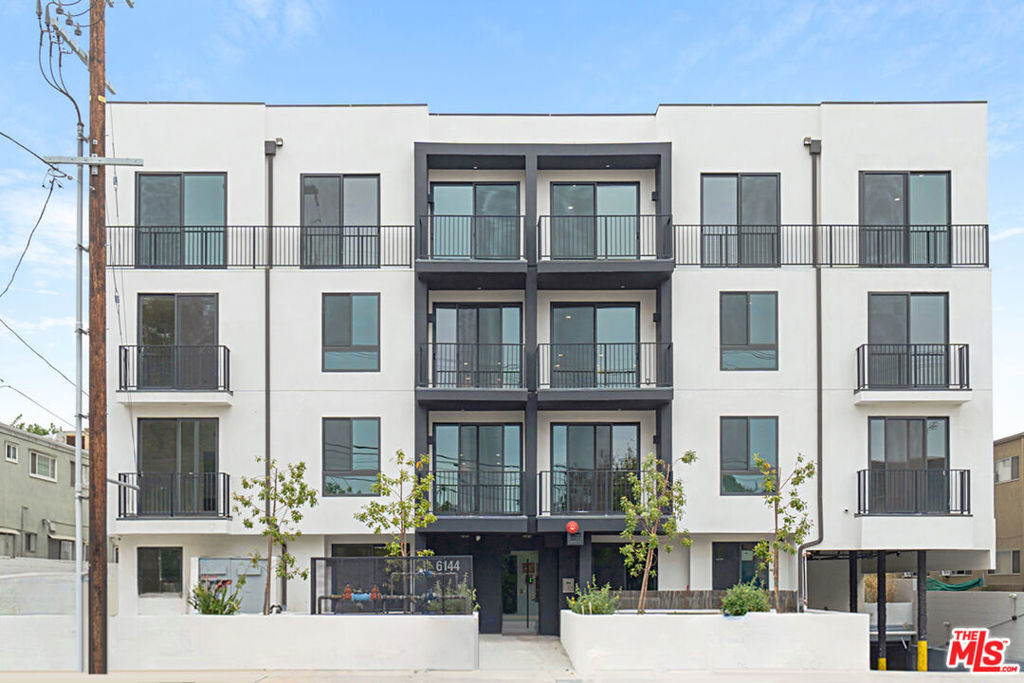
721, 581, 770, 616
188, 577, 246, 615
567, 579, 619, 615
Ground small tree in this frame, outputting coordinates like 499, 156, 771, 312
11, 414, 59, 436
233, 455, 319, 614
620, 450, 697, 614
752, 453, 816, 611
354, 450, 436, 557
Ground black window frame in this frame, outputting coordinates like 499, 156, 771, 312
322, 293, 381, 373
867, 292, 950, 344
712, 541, 769, 590
431, 422, 524, 473
300, 173, 381, 227
700, 173, 781, 267
549, 422, 643, 472
429, 181, 521, 217
549, 181, 641, 216
136, 417, 219, 475
867, 416, 950, 469
322, 417, 381, 497
593, 542, 656, 591
137, 546, 183, 595
135, 172, 229, 227
700, 172, 781, 226
134, 172, 228, 269
719, 291, 778, 371
719, 416, 778, 496
859, 171, 951, 227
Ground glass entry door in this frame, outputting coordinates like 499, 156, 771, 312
501, 550, 539, 634
433, 304, 521, 388
550, 183, 639, 259
550, 304, 639, 388
431, 183, 519, 259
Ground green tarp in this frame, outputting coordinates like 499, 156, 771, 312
927, 576, 983, 591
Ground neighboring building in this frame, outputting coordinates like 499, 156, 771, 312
55, 429, 90, 452
104, 101, 993, 633
0, 421, 88, 559
991, 432, 1023, 587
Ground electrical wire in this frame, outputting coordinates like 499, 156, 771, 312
0, 314, 83, 395
0, 131, 70, 179
0, 382, 74, 427
0, 178, 57, 300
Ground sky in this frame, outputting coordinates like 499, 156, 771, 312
0, 0, 1023, 437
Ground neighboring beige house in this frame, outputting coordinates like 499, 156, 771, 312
0, 421, 88, 559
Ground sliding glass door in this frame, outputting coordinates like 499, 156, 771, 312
433, 304, 522, 388
550, 183, 639, 259
868, 293, 948, 387
550, 303, 639, 388
433, 424, 522, 514
431, 183, 519, 259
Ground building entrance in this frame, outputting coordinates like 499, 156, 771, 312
501, 550, 539, 634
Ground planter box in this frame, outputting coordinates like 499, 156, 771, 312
560, 609, 868, 675
0, 613, 479, 671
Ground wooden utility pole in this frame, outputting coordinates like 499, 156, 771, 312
87, 0, 107, 674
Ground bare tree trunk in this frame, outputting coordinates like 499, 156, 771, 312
263, 535, 273, 615
773, 499, 780, 611
638, 544, 656, 614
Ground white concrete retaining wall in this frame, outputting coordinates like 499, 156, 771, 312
560, 610, 868, 675
0, 613, 479, 671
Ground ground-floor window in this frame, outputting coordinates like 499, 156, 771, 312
991, 550, 1021, 575
330, 543, 387, 557
138, 547, 183, 595
712, 541, 767, 590
49, 538, 73, 560
592, 543, 655, 591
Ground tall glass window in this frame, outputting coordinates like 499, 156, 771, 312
701, 174, 779, 266
323, 293, 380, 371
432, 304, 521, 388
550, 303, 639, 388
137, 418, 218, 515
867, 293, 948, 387
430, 183, 519, 259
868, 417, 949, 513
720, 416, 777, 494
300, 174, 380, 267
550, 423, 640, 513
137, 294, 218, 389
433, 424, 522, 514
860, 172, 950, 265
550, 183, 639, 259
720, 292, 777, 370
323, 418, 380, 496
136, 173, 226, 267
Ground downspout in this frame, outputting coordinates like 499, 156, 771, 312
797, 137, 823, 611
263, 139, 280, 607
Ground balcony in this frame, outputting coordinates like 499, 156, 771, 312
537, 215, 673, 288
855, 343, 970, 404
432, 470, 522, 516
537, 342, 671, 408
416, 343, 527, 409
106, 225, 414, 268
673, 224, 989, 267
117, 472, 231, 519
536, 469, 637, 533
856, 469, 970, 516
118, 345, 230, 403
415, 215, 526, 289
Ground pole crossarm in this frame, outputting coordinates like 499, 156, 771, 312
42, 156, 143, 166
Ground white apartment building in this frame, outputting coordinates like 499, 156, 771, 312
103, 101, 993, 635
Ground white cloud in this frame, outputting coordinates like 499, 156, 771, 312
991, 226, 1024, 242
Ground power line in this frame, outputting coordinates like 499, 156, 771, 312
0, 131, 71, 179
0, 177, 58, 300
0, 313, 84, 395
0, 381, 74, 427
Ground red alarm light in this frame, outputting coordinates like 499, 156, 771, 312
566, 520, 579, 535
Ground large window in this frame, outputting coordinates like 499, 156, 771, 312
701, 174, 780, 266
432, 303, 522, 388
433, 424, 522, 514
29, 452, 57, 482
323, 293, 380, 371
301, 174, 380, 267
323, 418, 380, 496
137, 293, 218, 389
137, 418, 219, 516
720, 292, 777, 370
138, 547, 183, 594
992, 550, 1021, 576
549, 303, 639, 388
720, 417, 777, 494
550, 183, 639, 259
430, 183, 519, 259
860, 172, 950, 265
868, 417, 949, 514
712, 542, 767, 590
867, 293, 949, 388
136, 173, 226, 267
996, 456, 1020, 484
593, 543, 655, 591
550, 423, 640, 513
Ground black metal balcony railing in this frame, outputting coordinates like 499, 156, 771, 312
538, 469, 637, 515
857, 468, 970, 515
117, 472, 231, 518
856, 343, 969, 391
432, 470, 522, 515
673, 224, 989, 267
537, 215, 671, 260
538, 342, 670, 389
119, 345, 230, 392
418, 343, 524, 389
106, 225, 414, 268
418, 215, 524, 260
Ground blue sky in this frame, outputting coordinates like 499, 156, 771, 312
0, 0, 1022, 436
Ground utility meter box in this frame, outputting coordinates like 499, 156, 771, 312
197, 557, 268, 614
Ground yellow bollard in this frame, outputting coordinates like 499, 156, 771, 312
918, 640, 928, 671
878, 657, 887, 671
